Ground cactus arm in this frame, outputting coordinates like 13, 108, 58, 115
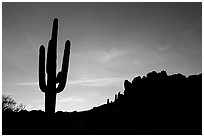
56, 40, 71, 93
61, 40, 71, 75
39, 45, 47, 92
56, 71, 62, 83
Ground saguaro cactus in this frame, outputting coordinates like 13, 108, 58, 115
39, 18, 71, 114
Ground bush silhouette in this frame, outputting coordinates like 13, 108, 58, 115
2, 95, 25, 112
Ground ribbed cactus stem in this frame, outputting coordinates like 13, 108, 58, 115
38, 18, 71, 114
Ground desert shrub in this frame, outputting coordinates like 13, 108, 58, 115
2, 95, 25, 112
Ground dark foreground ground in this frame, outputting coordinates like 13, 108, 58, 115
3, 71, 202, 135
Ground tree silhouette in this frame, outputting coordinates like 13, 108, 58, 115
2, 95, 25, 112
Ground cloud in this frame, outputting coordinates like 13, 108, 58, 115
158, 41, 175, 51
58, 96, 85, 103
16, 76, 123, 88
69, 77, 123, 87
16, 82, 38, 86
16, 77, 122, 87
16, 82, 40, 91
87, 91, 99, 97
72, 48, 127, 64
99, 49, 127, 62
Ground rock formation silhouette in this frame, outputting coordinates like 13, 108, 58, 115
104, 70, 202, 134
39, 18, 71, 114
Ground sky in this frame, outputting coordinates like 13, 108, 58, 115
2, 2, 202, 112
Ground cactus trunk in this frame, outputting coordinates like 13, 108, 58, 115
39, 18, 71, 114
45, 88, 56, 114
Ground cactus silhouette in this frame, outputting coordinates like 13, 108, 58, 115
39, 18, 71, 114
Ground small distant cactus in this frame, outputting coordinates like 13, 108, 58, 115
107, 99, 110, 104
114, 94, 118, 101
39, 18, 71, 114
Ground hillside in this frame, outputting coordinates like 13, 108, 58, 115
3, 71, 202, 135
